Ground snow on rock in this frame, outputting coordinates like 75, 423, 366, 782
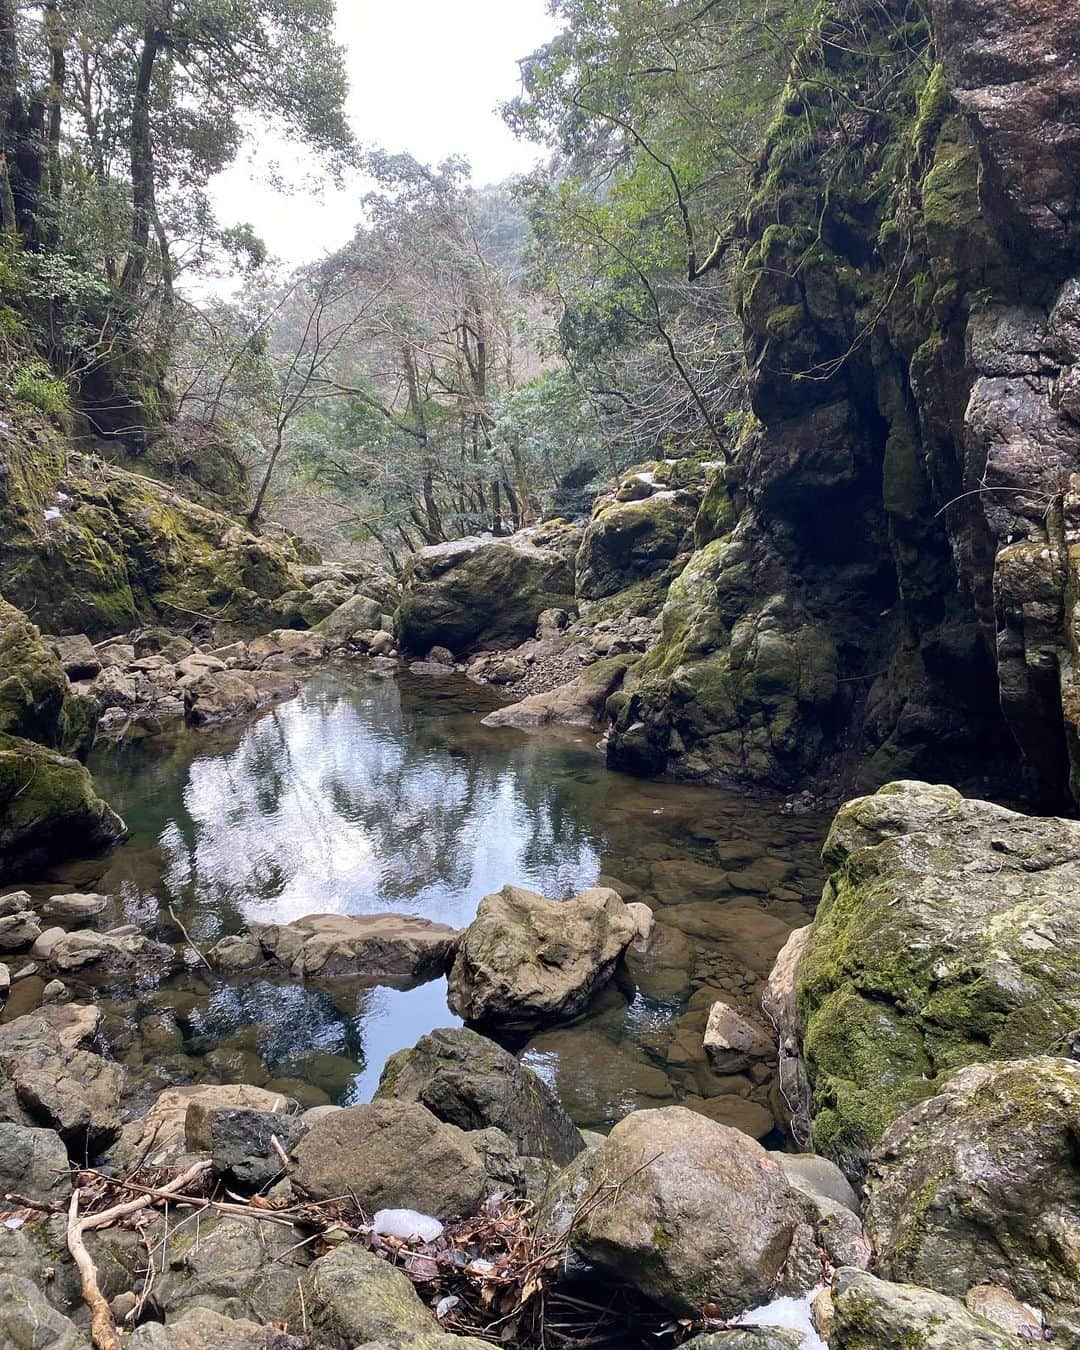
732, 1285, 828, 1349
372, 1208, 444, 1242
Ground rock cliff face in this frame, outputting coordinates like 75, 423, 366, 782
608, 0, 1080, 808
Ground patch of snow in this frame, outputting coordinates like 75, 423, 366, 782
732, 1285, 828, 1349
3, 1217, 24, 1230
56, 491, 71, 503
372, 1208, 444, 1243
43, 506, 61, 522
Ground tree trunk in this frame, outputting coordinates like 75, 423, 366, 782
45, 1, 64, 206
121, 26, 161, 298
248, 426, 284, 526
0, 0, 18, 236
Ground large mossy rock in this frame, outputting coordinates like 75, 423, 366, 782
151, 1211, 306, 1325
576, 461, 703, 602
863, 1057, 1080, 1346
0, 734, 125, 879
606, 542, 840, 785
568, 1106, 800, 1317
797, 780, 1080, 1173
284, 1245, 438, 1348
397, 524, 579, 655
0, 598, 97, 755
828, 1269, 1020, 1350
0, 417, 315, 639
376, 1026, 585, 1165
447, 885, 637, 1030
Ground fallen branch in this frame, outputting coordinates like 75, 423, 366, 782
168, 904, 214, 971
67, 1160, 212, 1350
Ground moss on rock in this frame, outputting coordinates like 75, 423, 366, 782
797, 782, 1080, 1176
0, 732, 125, 877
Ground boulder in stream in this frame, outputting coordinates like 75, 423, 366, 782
228, 911, 460, 981
376, 1026, 586, 1165
447, 884, 637, 1030
398, 524, 579, 655
567, 1105, 801, 1317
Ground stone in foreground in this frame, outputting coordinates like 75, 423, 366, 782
569, 1106, 800, 1316
285, 1245, 439, 1348
448, 884, 636, 1030
376, 1025, 585, 1165
863, 1057, 1079, 1346
828, 1268, 1021, 1349
797, 780, 1080, 1171
290, 1099, 486, 1220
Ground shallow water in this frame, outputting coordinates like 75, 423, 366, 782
19, 668, 831, 1138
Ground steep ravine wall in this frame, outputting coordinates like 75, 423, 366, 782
608, 0, 1080, 809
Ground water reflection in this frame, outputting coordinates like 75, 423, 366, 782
91, 672, 605, 939
29, 668, 833, 1134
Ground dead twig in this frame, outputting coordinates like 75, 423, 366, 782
67, 1159, 212, 1350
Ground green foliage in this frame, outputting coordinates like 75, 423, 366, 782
9, 359, 71, 416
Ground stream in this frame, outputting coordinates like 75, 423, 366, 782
11, 668, 830, 1142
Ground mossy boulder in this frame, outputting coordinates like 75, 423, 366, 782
0, 597, 97, 757
828, 1269, 1021, 1350
0, 733, 125, 878
607, 541, 839, 786
797, 781, 1080, 1174
864, 1057, 1080, 1347
576, 464, 701, 601
398, 523, 579, 655
0, 413, 314, 639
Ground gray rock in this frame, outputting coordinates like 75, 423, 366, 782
0, 1122, 71, 1203
284, 1244, 437, 1346
689, 1333, 806, 1350
770, 1151, 858, 1212
0, 1274, 89, 1348
44, 634, 101, 680
0, 891, 31, 918
703, 1000, 773, 1072
569, 1106, 801, 1316
127, 1307, 301, 1348
240, 911, 459, 981
864, 1056, 1080, 1346
0, 1006, 121, 1154
829, 1268, 1019, 1349
447, 885, 636, 1030
317, 593, 384, 639
290, 1100, 486, 1220
0, 909, 42, 953
42, 893, 108, 920
375, 1026, 585, 1165
46, 928, 175, 974
467, 1125, 525, 1194
211, 1107, 307, 1193
108, 1084, 293, 1171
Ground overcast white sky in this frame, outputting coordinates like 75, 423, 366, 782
209, 0, 559, 271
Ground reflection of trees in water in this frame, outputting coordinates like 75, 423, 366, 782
92, 673, 610, 938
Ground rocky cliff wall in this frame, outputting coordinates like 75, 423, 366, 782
608, 0, 1080, 809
